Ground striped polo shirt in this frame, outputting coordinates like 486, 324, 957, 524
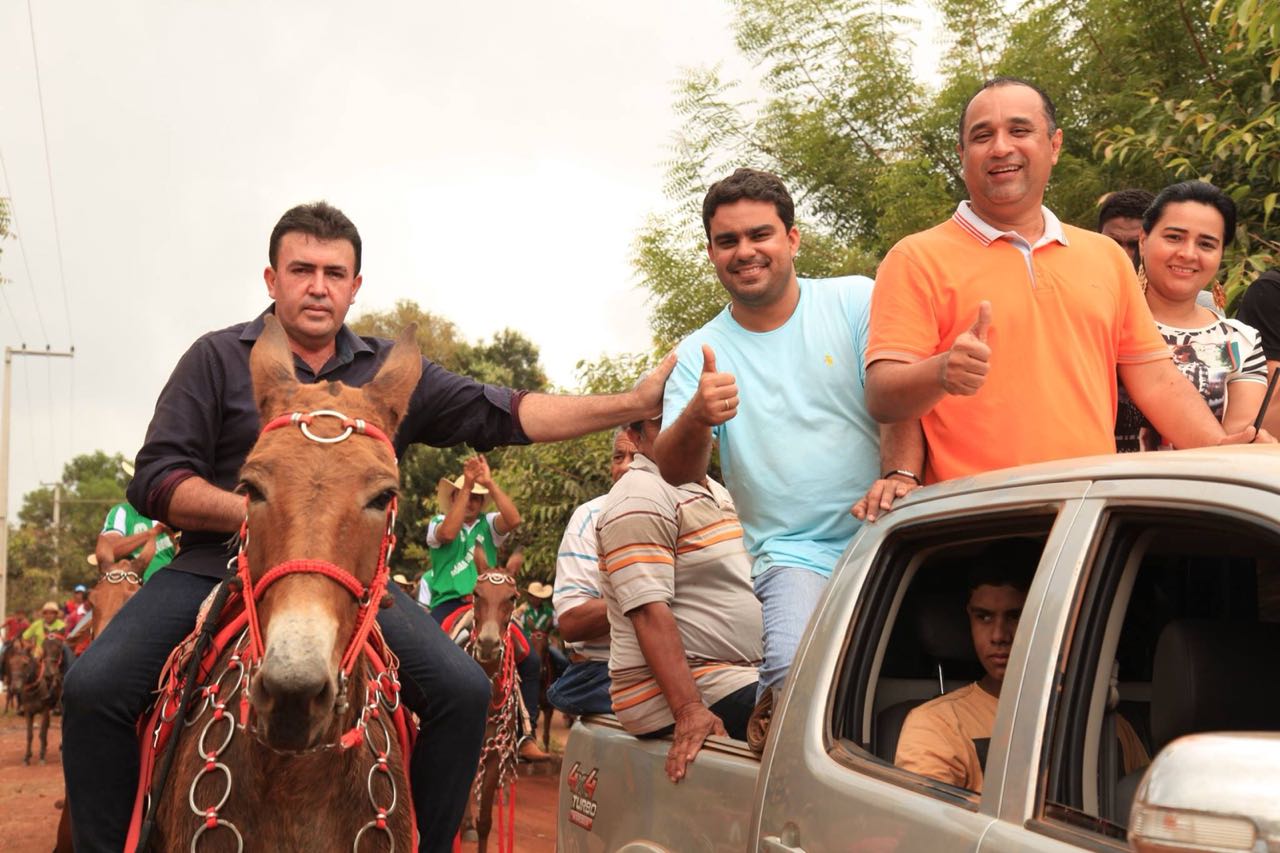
597, 454, 762, 735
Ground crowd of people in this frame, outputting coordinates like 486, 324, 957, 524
0, 73, 1269, 851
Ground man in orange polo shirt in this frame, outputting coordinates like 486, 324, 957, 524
865, 77, 1270, 483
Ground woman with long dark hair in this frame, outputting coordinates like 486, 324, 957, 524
1115, 181, 1269, 451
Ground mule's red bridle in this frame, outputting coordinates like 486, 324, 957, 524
236, 409, 399, 682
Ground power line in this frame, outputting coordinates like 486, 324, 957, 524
0, 146, 48, 345
25, 0, 75, 347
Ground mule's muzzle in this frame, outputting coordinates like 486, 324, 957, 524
251, 657, 337, 750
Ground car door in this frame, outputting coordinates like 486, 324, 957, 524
979, 476, 1280, 853
752, 481, 1091, 853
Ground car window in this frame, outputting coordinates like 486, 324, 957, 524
1038, 508, 1280, 844
828, 512, 1057, 810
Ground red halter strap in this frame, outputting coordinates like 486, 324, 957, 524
237, 409, 399, 678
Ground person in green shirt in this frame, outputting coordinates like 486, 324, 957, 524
425, 455, 522, 625
22, 602, 67, 649
95, 502, 176, 582
426, 455, 549, 761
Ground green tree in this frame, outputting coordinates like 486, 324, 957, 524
636, 0, 1237, 337
7, 450, 130, 600
1099, 0, 1280, 304
497, 353, 655, 582
348, 301, 552, 577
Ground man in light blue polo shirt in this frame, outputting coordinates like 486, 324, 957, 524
654, 168, 923, 748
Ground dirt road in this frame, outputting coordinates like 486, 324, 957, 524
0, 710, 562, 852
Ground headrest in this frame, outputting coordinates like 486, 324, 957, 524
913, 588, 976, 664
1151, 619, 1280, 750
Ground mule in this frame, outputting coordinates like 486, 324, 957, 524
460, 548, 526, 853
139, 316, 422, 852
5, 642, 58, 764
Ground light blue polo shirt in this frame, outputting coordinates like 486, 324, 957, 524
662, 276, 880, 579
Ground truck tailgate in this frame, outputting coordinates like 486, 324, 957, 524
557, 716, 760, 853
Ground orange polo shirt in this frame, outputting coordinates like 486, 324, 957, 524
868, 204, 1168, 483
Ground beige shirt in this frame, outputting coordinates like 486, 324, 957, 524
896, 683, 997, 792
896, 682, 1150, 793
597, 454, 763, 735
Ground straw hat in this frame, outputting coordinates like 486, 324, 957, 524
42, 601, 59, 614
391, 573, 412, 586
525, 582, 553, 600
435, 475, 491, 516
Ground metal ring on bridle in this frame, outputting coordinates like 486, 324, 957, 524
190, 819, 244, 853
366, 759, 398, 814
354, 821, 395, 853
295, 409, 359, 444
364, 711, 392, 757
187, 762, 233, 815
198, 713, 236, 759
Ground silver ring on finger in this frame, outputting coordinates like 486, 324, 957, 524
723, 399, 731, 412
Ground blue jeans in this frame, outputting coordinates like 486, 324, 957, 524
429, 596, 543, 736
62, 569, 490, 853
547, 659, 613, 716
753, 565, 830, 699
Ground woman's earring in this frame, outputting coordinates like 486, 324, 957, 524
1212, 279, 1227, 311
1137, 259, 1149, 294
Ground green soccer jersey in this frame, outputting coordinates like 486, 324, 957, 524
101, 502, 175, 581
426, 513, 501, 607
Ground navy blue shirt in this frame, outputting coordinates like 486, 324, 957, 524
127, 309, 530, 579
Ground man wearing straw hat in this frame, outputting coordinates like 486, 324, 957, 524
425, 454, 521, 624
426, 454, 551, 761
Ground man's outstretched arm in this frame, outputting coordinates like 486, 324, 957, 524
518, 352, 677, 442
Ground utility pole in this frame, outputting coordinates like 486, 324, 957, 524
40, 480, 63, 592
0, 346, 74, 621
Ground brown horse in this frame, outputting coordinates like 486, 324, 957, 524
5, 638, 63, 764
460, 548, 525, 853
142, 316, 421, 851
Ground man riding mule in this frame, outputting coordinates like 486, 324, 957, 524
61, 200, 674, 852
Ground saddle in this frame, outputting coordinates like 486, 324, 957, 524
441, 603, 531, 662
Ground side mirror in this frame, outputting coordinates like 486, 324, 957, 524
1130, 732, 1279, 852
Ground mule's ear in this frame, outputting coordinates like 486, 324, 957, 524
473, 545, 491, 575
365, 324, 423, 437
506, 549, 525, 578
249, 315, 300, 418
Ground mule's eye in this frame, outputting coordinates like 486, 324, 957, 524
236, 481, 265, 503
367, 489, 397, 511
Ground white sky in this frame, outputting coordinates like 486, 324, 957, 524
0, 1, 944, 514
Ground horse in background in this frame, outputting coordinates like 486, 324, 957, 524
5, 635, 67, 764
136, 316, 421, 851
461, 547, 526, 853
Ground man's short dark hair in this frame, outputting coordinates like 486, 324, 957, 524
965, 538, 1040, 598
268, 201, 363, 274
701, 168, 796, 239
957, 77, 1058, 147
1142, 180, 1238, 246
1098, 189, 1155, 230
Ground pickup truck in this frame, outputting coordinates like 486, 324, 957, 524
557, 447, 1280, 852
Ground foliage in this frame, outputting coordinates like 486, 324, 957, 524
636, 0, 1270, 336
1099, 0, 1280, 305
6, 450, 130, 605
497, 353, 654, 583
349, 301, 556, 579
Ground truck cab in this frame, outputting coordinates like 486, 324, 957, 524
559, 448, 1280, 852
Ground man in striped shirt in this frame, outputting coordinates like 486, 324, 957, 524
597, 417, 762, 783
548, 427, 640, 716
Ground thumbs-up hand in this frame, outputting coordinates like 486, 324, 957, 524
939, 302, 993, 396
690, 344, 739, 427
